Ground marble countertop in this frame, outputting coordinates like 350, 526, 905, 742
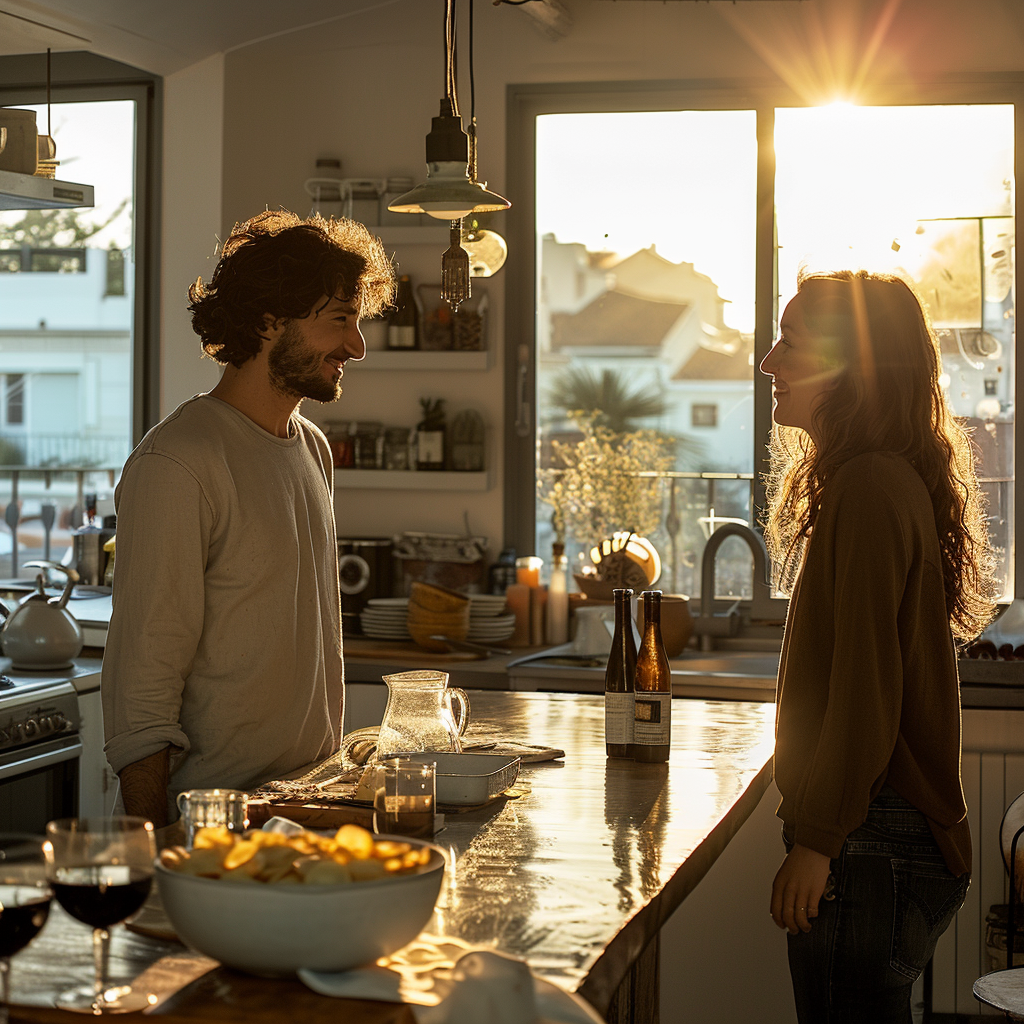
10, 691, 775, 1022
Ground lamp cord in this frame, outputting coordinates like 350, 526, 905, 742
445, 0, 459, 116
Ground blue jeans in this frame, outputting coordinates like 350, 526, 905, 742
784, 787, 970, 1024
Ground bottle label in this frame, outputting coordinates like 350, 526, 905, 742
417, 431, 444, 464
633, 693, 671, 746
605, 691, 634, 745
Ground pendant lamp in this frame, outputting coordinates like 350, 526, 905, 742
388, 0, 510, 307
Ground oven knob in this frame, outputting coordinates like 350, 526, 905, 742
0, 728, 8, 745
7, 722, 22, 742
24, 718, 39, 737
51, 712, 68, 731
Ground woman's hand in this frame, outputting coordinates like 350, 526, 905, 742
771, 843, 833, 934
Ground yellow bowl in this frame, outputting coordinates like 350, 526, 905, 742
409, 581, 470, 614
407, 600, 470, 651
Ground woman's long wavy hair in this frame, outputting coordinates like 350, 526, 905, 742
762, 270, 996, 642
188, 210, 395, 367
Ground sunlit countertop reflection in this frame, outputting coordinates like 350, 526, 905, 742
433, 691, 776, 1013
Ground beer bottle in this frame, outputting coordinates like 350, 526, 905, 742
604, 588, 636, 758
632, 590, 671, 762
387, 275, 418, 350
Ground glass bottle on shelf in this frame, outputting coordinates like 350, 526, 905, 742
416, 398, 446, 471
387, 275, 418, 350
605, 587, 636, 759
632, 590, 671, 763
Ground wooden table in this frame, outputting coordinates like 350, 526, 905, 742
10, 692, 775, 1024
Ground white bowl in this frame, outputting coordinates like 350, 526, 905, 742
154, 837, 445, 976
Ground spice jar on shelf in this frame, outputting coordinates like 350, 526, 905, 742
354, 421, 383, 469
450, 409, 485, 471
383, 427, 411, 470
324, 421, 353, 468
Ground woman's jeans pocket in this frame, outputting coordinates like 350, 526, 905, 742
890, 857, 970, 979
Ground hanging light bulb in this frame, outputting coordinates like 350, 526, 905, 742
462, 212, 508, 277
388, 0, 510, 222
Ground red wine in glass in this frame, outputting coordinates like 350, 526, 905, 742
44, 817, 156, 1014
0, 835, 52, 1020
0, 886, 51, 956
51, 867, 151, 930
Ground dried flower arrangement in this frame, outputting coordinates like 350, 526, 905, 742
538, 415, 674, 561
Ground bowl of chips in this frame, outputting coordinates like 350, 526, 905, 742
155, 823, 445, 976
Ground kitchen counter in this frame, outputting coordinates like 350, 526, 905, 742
346, 640, 1024, 709
10, 691, 775, 1024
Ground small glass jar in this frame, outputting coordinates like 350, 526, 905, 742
325, 421, 353, 468
354, 421, 383, 469
383, 427, 411, 470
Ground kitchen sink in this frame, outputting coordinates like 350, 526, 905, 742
507, 646, 780, 700
671, 651, 780, 680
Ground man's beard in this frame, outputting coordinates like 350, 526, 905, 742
267, 320, 342, 404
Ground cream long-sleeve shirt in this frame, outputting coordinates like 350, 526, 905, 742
774, 451, 970, 876
102, 395, 344, 800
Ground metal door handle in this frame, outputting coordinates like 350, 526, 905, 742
0, 737, 82, 781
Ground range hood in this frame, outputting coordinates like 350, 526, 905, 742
0, 168, 94, 211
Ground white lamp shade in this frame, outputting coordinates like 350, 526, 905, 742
388, 161, 510, 220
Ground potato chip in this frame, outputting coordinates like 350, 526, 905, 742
302, 859, 353, 885
192, 826, 235, 851
347, 857, 386, 882
163, 824, 432, 884
333, 824, 375, 859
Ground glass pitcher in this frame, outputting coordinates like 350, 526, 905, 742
376, 670, 470, 760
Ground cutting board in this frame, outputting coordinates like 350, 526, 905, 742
345, 637, 485, 662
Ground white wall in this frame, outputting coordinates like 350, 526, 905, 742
159, 52, 224, 418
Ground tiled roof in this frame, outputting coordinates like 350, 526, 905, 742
673, 332, 755, 381
551, 290, 689, 351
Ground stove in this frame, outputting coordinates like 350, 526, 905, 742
0, 670, 82, 832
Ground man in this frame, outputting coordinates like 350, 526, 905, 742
102, 210, 394, 825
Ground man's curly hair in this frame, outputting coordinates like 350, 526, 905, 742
188, 210, 395, 367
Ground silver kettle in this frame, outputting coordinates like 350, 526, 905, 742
0, 567, 83, 670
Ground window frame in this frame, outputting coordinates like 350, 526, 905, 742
0, 50, 162, 446
505, 77, 1024, 599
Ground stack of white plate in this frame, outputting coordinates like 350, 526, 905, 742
359, 597, 411, 640
468, 594, 515, 643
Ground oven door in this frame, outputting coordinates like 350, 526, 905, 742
0, 733, 81, 833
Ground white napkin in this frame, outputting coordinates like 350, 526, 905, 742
299, 936, 606, 1024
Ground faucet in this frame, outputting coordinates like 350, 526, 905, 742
691, 523, 777, 651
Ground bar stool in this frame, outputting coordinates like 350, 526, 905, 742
973, 800, 1024, 1017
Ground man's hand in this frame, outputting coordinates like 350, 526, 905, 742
770, 843, 833, 934
118, 746, 171, 828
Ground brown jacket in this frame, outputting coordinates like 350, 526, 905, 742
774, 451, 971, 876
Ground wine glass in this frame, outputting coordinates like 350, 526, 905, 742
44, 817, 156, 1014
0, 835, 52, 1022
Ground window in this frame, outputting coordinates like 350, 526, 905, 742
508, 85, 1018, 601
5, 374, 23, 427
691, 404, 718, 429
0, 52, 158, 566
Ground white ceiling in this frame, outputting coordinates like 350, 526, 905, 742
0, 0, 410, 76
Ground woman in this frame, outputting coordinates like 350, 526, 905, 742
760, 270, 995, 1023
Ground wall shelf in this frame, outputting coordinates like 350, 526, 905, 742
375, 226, 450, 245
334, 469, 490, 491
358, 350, 489, 371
